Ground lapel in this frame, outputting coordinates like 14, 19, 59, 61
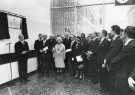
111, 36, 120, 47
19, 41, 25, 47
43, 40, 47, 47
71, 40, 75, 48
99, 38, 105, 46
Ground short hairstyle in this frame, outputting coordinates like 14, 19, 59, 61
56, 36, 63, 42
111, 25, 121, 35
81, 33, 85, 38
18, 33, 24, 39
125, 26, 135, 39
38, 33, 42, 36
43, 35, 47, 38
102, 29, 108, 37
94, 32, 98, 37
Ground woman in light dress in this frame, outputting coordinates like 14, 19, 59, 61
53, 36, 66, 73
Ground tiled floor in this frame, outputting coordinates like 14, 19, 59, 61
0, 73, 109, 95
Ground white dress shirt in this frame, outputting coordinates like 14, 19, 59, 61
112, 35, 118, 41
124, 38, 133, 46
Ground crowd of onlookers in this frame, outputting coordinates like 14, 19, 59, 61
15, 25, 135, 95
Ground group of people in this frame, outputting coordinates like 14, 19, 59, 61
15, 25, 135, 95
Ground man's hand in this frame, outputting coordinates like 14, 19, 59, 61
104, 59, 107, 64
43, 47, 48, 52
102, 64, 106, 68
87, 51, 93, 55
40, 50, 43, 53
128, 77, 135, 90
72, 58, 74, 61
22, 51, 27, 54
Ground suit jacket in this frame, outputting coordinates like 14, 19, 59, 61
15, 41, 29, 60
42, 39, 50, 53
40, 39, 51, 61
34, 40, 43, 54
97, 38, 110, 66
79, 38, 88, 54
110, 40, 135, 95
106, 36, 123, 66
46, 38, 56, 54
63, 38, 72, 50
111, 40, 135, 76
71, 40, 78, 58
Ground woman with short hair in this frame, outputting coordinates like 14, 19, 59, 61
53, 36, 66, 73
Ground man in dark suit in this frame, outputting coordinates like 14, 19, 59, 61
103, 25, 123, 91
46, 36, 56, 72
63, 34, 72, 73
76, 33, 88, 80
70, 36, 78, 76
85, 35, 96, 80
97, 30, 110, 91
89, 33, 100, 83
71, 36, 78, 59
42, 35, 51, 77
110, 26, 135, 95
34, 34, 43, 77
79, 33, 88, 54
15, 34, 29, 82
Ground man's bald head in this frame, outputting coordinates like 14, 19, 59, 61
18, 34, 24, 41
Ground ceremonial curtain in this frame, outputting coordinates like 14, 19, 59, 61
0, 12, 10, 40
21, 18, 28, 39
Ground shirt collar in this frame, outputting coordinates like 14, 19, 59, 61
124, 38, 133, 46
43, 39, 46, 42
20, 40, 24, 44
113, 35, 118, 40
101, 37, 105, 41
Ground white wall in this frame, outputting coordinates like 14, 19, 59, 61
77, 0, 135, 32
127, 6, 135, 26
0, 0, 51, 84
0, 0, 51, 50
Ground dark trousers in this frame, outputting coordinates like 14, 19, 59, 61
89, 56, 98, 82
18, 58, 28, 80
37, 54, 43, 75
109, 71, 135, 95
38, 53, 50, 76
67, 56, 74, 75
50, 53, 55, 72
99, 68, 109, 91
65, 54, 69, 72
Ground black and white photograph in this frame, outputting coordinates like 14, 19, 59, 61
0, 0, 135, 95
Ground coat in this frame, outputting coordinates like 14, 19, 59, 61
106, 36, 123, 67
15, 41, 29, 61
97, 38, 110, 68
110, 40, 135, 95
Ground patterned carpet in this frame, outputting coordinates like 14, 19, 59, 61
0, 73, 109, 95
